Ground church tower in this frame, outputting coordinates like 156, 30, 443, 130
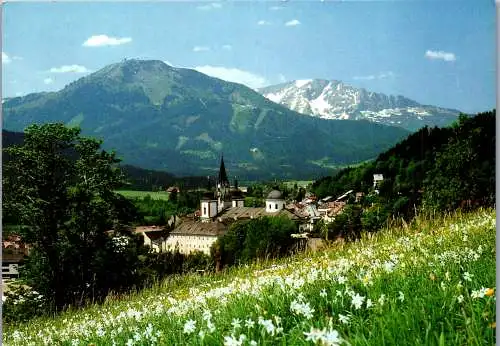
217, 155, 231, 212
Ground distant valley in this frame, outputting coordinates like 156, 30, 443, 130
3, 59, 411, 179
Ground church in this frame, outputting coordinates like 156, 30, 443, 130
162, 156, 301, 255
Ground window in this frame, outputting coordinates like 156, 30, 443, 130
269, 204, 272, 209
204, 207, 207, 215
275, 203, 278, 209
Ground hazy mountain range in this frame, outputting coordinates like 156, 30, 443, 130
259, 79, 461, 131
3, 59, 413, 179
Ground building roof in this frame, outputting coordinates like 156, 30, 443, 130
170, 220, 227, 236
218, 207, 300, 221
267, 190, 283, 200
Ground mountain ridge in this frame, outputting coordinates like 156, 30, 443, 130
258, 79, 461, 131
3, 59, 410, 180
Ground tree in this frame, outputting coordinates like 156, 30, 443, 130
3, 123, 142, 311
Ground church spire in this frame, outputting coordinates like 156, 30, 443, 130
217, 154, 230, 188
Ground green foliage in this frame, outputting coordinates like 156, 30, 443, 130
2, 285, 49, 323
2, 123, 147, 311
214, 216, 299, 268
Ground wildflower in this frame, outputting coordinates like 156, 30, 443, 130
231, 318, 242, 330
249, 341, 258, 346
126, 339, 134, 346
320, 289, 328, 298
338, 314, 350, 324
224, 334, 246, 346
378, 294, 386, 306
290, 299, 315, 319
366, 298, 373, 308
258, 317, 276, 335
398, 291, 405, 302
457, 295, 464, 303
304, 328, 324, 343
71, 339, 79, 346
322, 329, 344, 346
471, 287, 488, 299
463, 272, 473, 282
351, 293, 365, 310
245, 318, 255, 329
429, 273, 436, 281
490, 322, 496, 329
183, 319, 196, 334
485, 288, 495, 297
440, 282, 447, 291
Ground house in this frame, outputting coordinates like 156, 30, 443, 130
318, 201, 346, 223
2, 234, 29, 279
373, 174, 384, 188
166, 186, 180, 193
335, 190, 354, 202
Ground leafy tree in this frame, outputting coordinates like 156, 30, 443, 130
3, 123, 143, 310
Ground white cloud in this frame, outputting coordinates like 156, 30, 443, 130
222, 44, 232, 50
197, 2, 222, 10
425, 50, 456, 62
270, 5, 283, 10
278, 74, 287, 83
257, 20, 272, 25
43, 77, 54, 85
2, 52, 11, 64
15, 92, 23, 97
49, 65, 91, 73
193, 46, 210, 52
353, 71, 394, 81
194, 65, 269, 89
82, 34, 132, 47
285, 19, 301, 27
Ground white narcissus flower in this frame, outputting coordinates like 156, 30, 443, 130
351, 293, 365, 309
183, 319, 196, 334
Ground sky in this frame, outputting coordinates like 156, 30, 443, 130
2, 1, 496, 113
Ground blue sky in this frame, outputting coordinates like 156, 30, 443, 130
2, 1, 495, 113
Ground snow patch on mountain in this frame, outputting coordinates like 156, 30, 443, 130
295, 79, 312, 88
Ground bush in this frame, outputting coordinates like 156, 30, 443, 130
2, 285, 49, 323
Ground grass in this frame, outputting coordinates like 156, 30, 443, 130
3, 208, 496, 345
115, 190, 171, 200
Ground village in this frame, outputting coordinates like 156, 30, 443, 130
131, 157, 383, 256
2, 157, 384, 277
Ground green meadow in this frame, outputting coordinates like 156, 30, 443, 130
115, 190, 171, 200
3, 209, 495, 345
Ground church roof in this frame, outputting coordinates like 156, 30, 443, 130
170, 220, 227, 236
217, 207, 301, 221
267, 190, 283, 200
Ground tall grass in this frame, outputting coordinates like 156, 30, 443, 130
3, 209, 495, 345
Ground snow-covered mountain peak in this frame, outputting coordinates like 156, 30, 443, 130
258, 78, 461, 131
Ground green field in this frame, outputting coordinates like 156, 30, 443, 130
115, 190, 171, 200
3, 208, 495, 345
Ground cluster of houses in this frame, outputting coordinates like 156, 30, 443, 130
136, 157, 384, 255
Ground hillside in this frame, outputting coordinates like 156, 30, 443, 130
3, 209, 495, 345
312, 110, 495, 214
259, 79, 461, 131
3, 59, 409, 180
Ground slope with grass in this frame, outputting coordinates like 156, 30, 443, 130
3, 209, 495, 345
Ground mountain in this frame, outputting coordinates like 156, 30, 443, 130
3, 59, 409, 180
258, 79, 461, 131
